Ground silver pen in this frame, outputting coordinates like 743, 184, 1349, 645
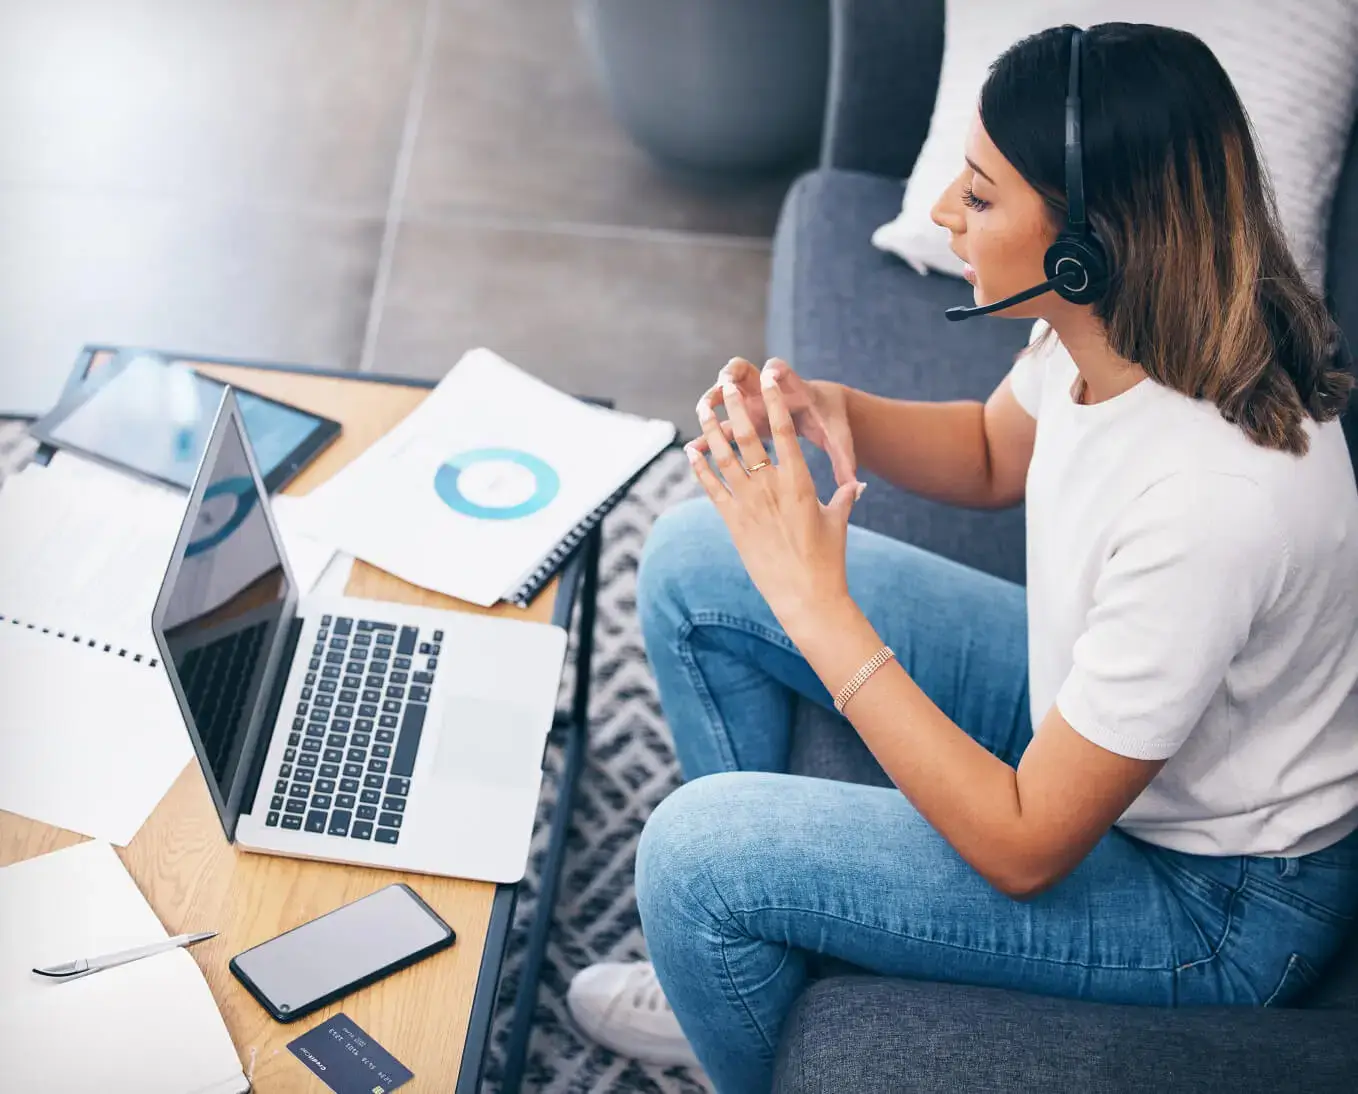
32, 931, 218, 981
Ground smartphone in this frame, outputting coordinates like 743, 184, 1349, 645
229, 883, 456, 1022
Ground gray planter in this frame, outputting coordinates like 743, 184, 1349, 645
576, 0, 830, 175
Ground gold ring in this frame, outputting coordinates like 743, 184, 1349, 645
744, 459, 773, 473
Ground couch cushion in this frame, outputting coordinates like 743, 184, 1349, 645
772, 974, 1358, 1093
787, 695, 892, 788
872, 2, 1358, 291
767, 168, 1031, 583
1309, 927, 1358, 1010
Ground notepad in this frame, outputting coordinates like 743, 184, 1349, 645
0, 457, 192, 843
0, 456, 185, 655
288, 348, 676, 607
0, 841, 247, 1094
42, 452, 339, 599
0, 450, 340, 842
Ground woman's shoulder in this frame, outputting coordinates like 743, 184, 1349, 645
1164, 398, 1354, 485
1138, 412, 1358, 580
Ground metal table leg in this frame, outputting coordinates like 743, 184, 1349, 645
498, 523, 602, 1092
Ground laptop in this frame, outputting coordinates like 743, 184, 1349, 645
151, 388, 569, 884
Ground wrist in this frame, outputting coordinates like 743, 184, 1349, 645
778, 593, 862, 648
779, 598, 890, 709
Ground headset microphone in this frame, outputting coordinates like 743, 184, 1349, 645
944, 269, 1082, 322
945, 27, 1109, 323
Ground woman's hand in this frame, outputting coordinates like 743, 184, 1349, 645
685, 361, 866, 635
692, 358, 858, 488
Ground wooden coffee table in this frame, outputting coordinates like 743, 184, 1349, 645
0, 349, 619, 1092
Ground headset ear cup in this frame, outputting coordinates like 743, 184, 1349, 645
1044, 232, 1109, 305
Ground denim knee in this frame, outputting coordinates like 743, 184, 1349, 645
636, 495, 729, 636
636, 773, 749, 938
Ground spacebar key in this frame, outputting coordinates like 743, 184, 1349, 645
391, 703, 426, 778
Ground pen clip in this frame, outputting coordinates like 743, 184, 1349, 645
32, 931, 217, 981
32, 958, 91, 979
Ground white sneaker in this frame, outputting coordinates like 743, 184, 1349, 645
567, 960, 702, 1068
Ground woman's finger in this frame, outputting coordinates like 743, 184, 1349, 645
698, 357, 755, 418
723, 357, 760, 389
760, 367, 814, 491
697, 396, 745, 491
826, 427, 859, 489
718, 376, 772, 473
684, 439, 732, 508
687, 419, 736, 454
696, 384, 720, 419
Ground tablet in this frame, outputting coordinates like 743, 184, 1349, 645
33, 350, 341, 494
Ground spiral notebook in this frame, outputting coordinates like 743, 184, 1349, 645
0, 840, 248, 1094
0, 459, 192, 844
0, 458, 182, 661
503, 456, 667, 607
290, 348, 679, 608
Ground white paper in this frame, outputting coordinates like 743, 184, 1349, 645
0, 840, 168, 993
269, 494, 337, 595
311, 550, 355, 597
289, 348, 675, 606
0, 841, 246, 1094
0, 360, 65, 419
0, 625, 191, 844
0, 455, 185, 653
42, 451, 336, 598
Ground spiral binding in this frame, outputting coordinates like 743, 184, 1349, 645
0, 612, 159, 668
505, 435, 684, 608
508, 480, 630, 608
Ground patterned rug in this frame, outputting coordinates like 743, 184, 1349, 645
479, 448, 712, 1094
0, 421, 711, 1093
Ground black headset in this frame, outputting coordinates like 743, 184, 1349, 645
946, 26, 1111, 322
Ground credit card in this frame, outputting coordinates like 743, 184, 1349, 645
287, 1013, 413, 1094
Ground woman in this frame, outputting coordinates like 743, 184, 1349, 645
568, 22, 1358, 1092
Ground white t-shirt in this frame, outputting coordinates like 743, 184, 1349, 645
1011, 321, 1358, 857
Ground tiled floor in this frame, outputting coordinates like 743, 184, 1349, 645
0, 0, 801, 433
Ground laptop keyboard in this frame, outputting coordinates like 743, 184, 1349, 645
178, 622, 270, 777
263, 615, 443, 846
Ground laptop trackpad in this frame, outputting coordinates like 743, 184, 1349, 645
434, 695, 544, 789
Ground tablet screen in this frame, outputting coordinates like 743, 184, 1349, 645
237, 391, 325, 476
41, 354, 333, 491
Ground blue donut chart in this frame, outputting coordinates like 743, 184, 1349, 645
434, 447, 560, 520
186, 475, 258, 557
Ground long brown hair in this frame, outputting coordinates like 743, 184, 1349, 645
981, 22, 1351, 455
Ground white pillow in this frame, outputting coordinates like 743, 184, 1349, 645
870, 0, 1358, 288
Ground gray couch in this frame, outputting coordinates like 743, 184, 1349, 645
764, 1, 1358, 1090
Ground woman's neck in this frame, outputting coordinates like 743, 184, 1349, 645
1046, 313, 1147, 405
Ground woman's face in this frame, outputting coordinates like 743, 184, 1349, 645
930, 112, 1059, 319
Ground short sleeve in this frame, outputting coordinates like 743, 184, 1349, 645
1053, 473, 1289, 760
1006, 320, 1052, 418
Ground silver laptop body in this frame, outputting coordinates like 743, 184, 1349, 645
151, 389, 567, 883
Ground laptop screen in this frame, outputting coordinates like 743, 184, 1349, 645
156, 393, 295, 830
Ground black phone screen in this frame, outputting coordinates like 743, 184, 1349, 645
230, 884, 455, 1021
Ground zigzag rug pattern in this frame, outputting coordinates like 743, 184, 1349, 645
480, 449, 712, 1093
0, 426, 710, 1092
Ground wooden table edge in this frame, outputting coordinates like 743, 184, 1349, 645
1, 354, 597, 1092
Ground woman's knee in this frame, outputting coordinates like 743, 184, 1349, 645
636, 772, 756, 933
637, 771, 809, 934
636, 496, 735, 629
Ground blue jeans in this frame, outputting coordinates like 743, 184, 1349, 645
633, 496, 1358, 1094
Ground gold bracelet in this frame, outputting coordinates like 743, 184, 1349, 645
833, 645, 895, 714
